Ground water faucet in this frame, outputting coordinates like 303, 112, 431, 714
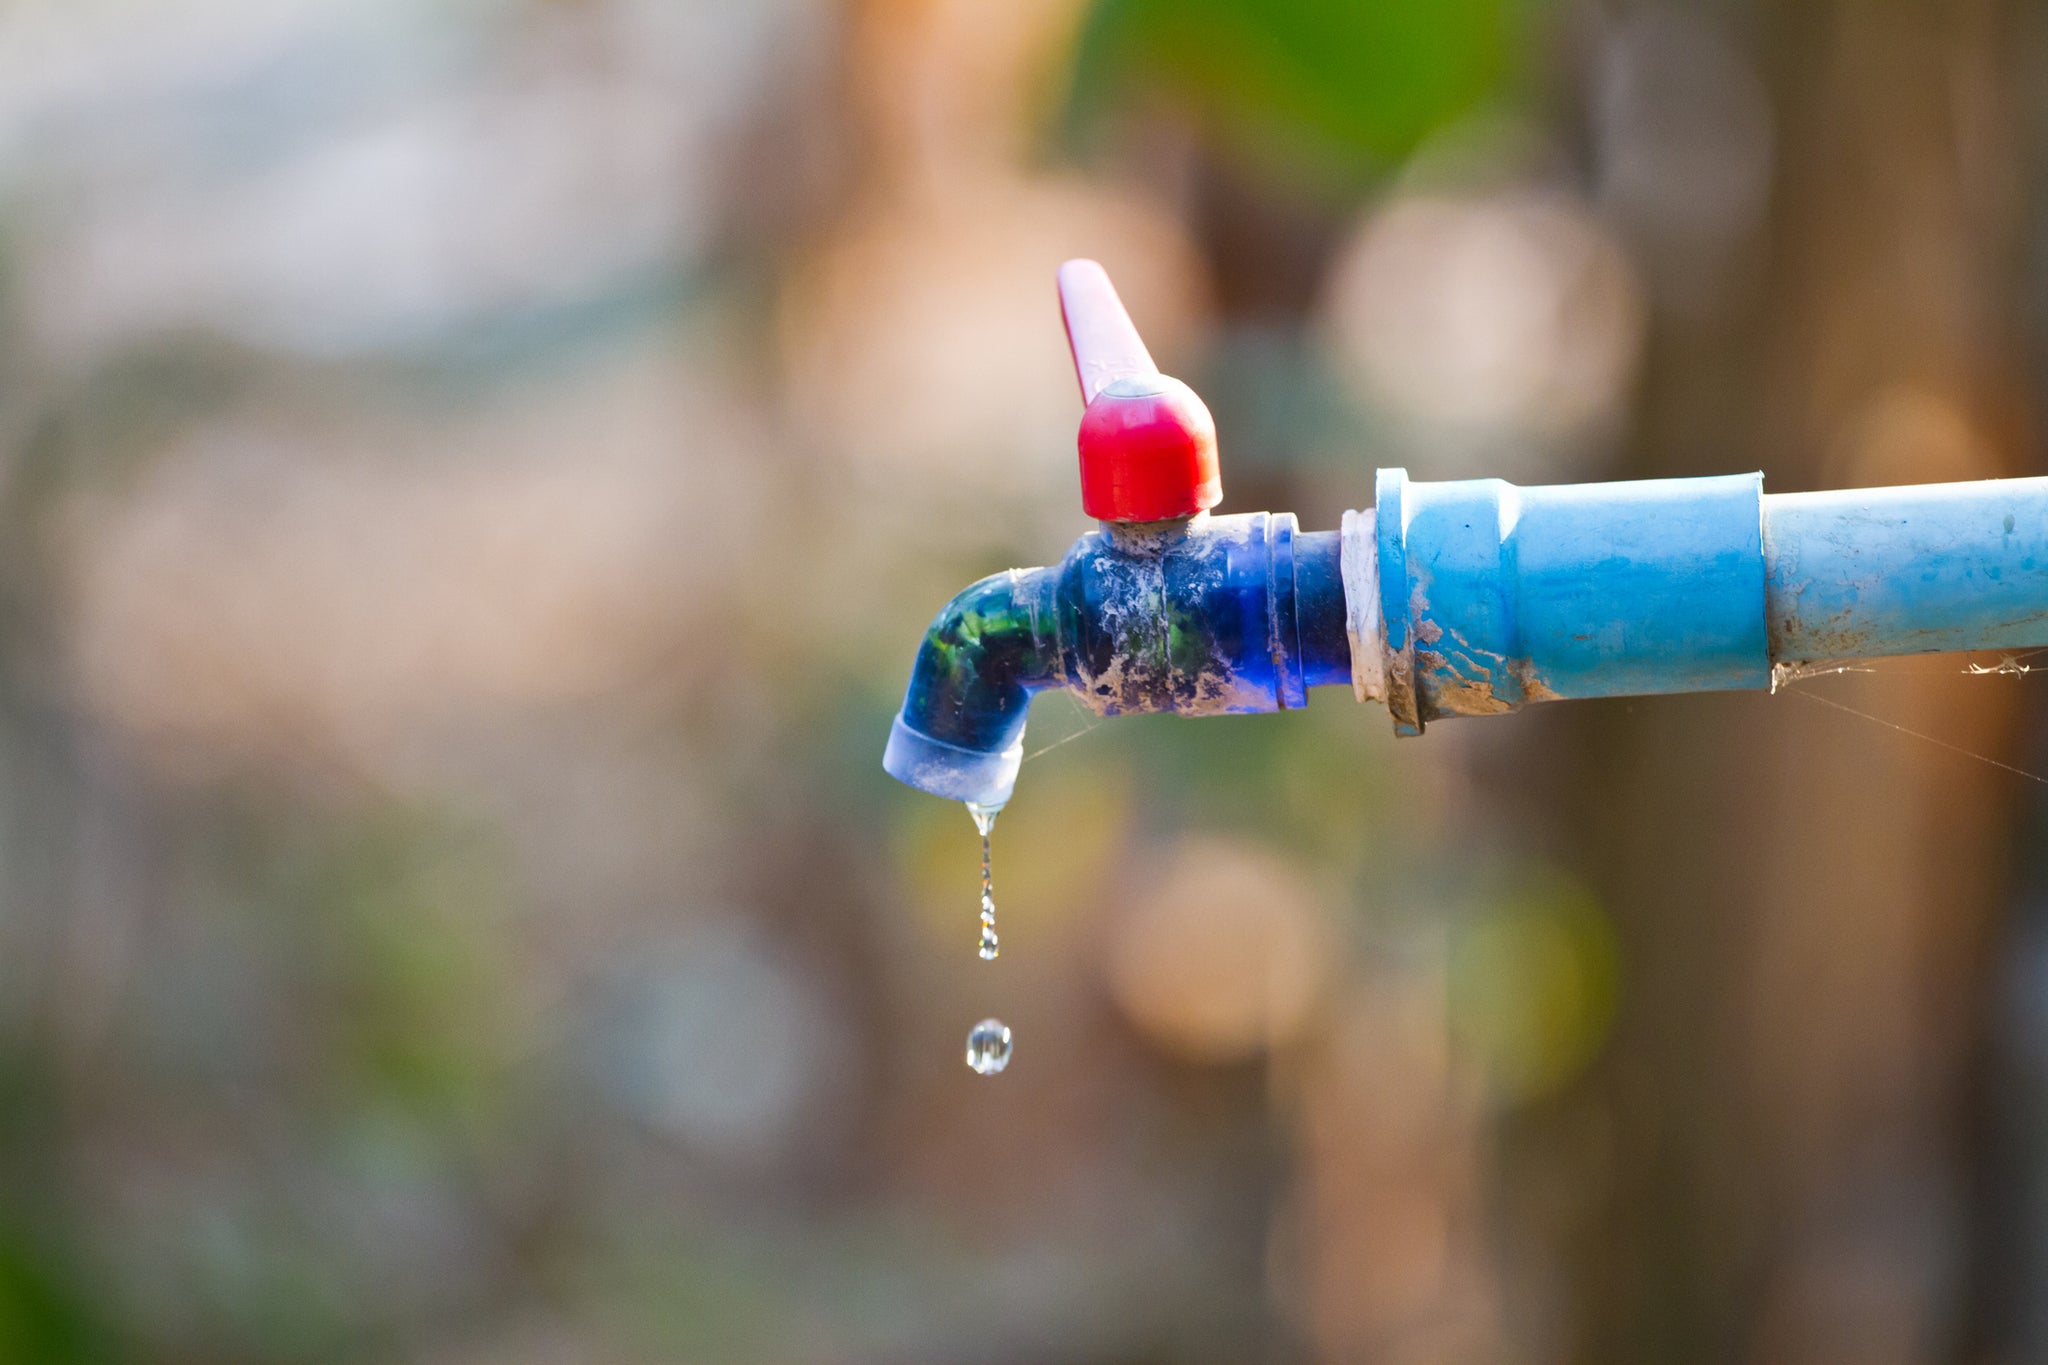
883, 260, 2048, 807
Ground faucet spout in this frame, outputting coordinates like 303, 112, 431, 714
883, 566, 1062, 805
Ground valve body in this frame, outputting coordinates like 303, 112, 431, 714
885, 512, 1349, 805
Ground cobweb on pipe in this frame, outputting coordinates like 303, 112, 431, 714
1016, 649, 2048, 784
1021, 692, 1103, 764
1771, 647, 2048, 786
1771, 648, 2048, 691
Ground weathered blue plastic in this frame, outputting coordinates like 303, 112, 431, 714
1375, 469, 1771, 732
885, 470, 2048, 802
884, 567, 1061, 804
884, 513, 1349, 805
1763, 479, 2048, 661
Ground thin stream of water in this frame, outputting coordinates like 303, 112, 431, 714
967, 800, 1000, 959
963, 801, 1010, 1074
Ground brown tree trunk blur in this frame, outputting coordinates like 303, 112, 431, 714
1573, 4, 2042, 1363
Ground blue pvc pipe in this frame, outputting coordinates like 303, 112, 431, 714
1375, 469, 1771, 732
1763, 478, 2048, 661
1375, 469, 2048, 731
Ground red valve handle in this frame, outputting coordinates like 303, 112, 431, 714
1056, 260, 1221, 523
1057, 258, 1158, 401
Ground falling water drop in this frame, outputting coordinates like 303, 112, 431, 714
965, 1017, 1013, 1075
966, 801, 1001, 960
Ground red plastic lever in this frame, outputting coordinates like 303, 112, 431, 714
1055, 259, 1221, 523
1057, 259, 1158, 402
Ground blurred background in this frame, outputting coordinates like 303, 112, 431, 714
1, 0, 2046, 1361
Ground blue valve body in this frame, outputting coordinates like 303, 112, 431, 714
885, 512, 1349, 805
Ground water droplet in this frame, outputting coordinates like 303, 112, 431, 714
965, 801, 1003, 961
965, 1017, 1012, 1075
